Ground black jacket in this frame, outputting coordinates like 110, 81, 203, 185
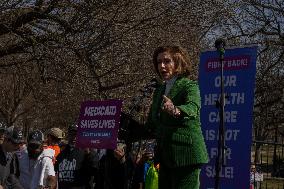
0, 145, 23, 189
55, 145, 97, 189
95, 150, 129, 189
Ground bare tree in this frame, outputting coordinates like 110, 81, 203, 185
207, 0, 284, 163
0, 0, 228, 132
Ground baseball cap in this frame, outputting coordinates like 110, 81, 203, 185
28, 130, 44, 144
6, 126, 24, 144
68, 124, 78, 132
46, 128, 64, 139
0, 122, 7, 132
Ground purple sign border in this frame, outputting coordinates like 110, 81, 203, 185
76, 99, 123, 149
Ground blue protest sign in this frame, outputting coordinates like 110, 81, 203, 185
199, 46, 258, 189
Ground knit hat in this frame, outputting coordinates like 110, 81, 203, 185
68, 124, 78, 132
28, 130, 44, 144
46, 128, 64, 139
6, 126, 24, 144
0, 122, 7, 132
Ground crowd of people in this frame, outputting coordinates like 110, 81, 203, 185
0, 124, 157, 189
0, 45, 209, 189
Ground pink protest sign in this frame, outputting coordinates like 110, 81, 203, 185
76, 99, 123, 149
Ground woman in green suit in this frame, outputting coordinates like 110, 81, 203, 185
146, 45, 208, 189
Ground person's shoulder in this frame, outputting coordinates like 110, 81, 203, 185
67, 147, 86, 157
176, 77, 198, 86
39, 148, 55, 161
43, 148, 55, 157
85, 149, 100, 160
47, 145, 60, 151
73, 147, 86, 154
11, 151, 21, 160
16, 149, 28, 162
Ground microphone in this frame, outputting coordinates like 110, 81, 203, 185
215, 38, 226, 59
215, 38, 226, 50
146, 78, 159, 88
140, 78, 158, 96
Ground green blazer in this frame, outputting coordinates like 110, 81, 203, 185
146, 76, 208, 168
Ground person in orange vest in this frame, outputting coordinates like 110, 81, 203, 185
45, 128, 64, 160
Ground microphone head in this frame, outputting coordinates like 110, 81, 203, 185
215, 38, 226, 49
148, 78, 158, 88
150, 78, 158, 83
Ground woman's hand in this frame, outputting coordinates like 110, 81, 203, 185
162, 95, 181, 117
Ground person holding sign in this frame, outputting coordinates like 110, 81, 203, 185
95, 142, 129, 189
146, 45, 208, 189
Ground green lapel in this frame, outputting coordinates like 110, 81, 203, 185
168, 77, 185, 100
